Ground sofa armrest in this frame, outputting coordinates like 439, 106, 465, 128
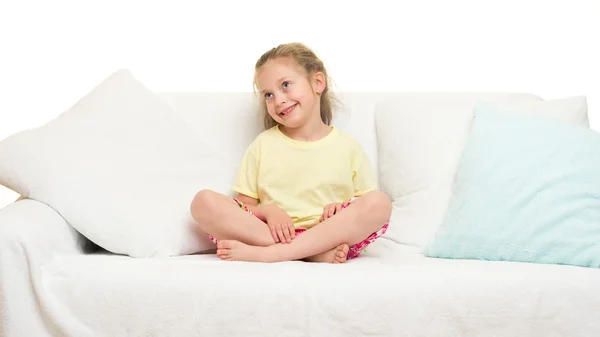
0, 199, 88, 337
0, 199, 86, 256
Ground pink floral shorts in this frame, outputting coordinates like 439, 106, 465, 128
208, 198, 389, 260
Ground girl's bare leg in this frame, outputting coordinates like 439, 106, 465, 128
216, 190, 391, 262
190, 189, 276, 247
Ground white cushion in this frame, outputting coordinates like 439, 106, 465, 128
0, 69, 236, 257
375, 94, 588, 253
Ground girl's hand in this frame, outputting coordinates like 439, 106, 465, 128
320, 202, 344, 222
263, 205, 295, 244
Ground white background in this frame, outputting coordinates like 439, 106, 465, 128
1, 0, 598, 208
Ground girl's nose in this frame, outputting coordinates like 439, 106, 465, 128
275, 93, 286, 106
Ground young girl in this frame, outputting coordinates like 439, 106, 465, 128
190, 43, 391, 263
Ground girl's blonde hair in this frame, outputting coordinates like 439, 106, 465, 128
254, 42, 337, 130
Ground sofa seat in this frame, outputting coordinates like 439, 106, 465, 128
41, 248, 600, 337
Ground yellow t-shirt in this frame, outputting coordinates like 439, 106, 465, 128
232, 125, 377, 229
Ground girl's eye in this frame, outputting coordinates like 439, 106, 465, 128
264, 93, 273, 100
282, 81, 291, 88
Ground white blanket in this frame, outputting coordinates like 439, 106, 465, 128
2, 200, 600, 337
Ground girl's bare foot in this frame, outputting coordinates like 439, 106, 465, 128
216, 240, 350, 264
216, 240, 277, 262
305, 244, 349, 264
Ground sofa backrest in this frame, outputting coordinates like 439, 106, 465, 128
157, 92, 542, 187
157, 92, 398, 173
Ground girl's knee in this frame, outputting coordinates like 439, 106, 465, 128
362, 190, 392, 219
190, 189, 220, 220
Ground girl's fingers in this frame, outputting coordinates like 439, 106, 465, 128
335, 203, 342, 214
270, 226, 279, 243
282, 224, 291, 243
328, 204, 335, 218
276, 224, 285, 243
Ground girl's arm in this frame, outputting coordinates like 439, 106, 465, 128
236, 193, 295, 243
236, 193, 270, 222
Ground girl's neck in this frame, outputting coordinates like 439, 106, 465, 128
279, 118, 332, 142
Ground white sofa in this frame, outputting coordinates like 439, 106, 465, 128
1, 70, 600, 337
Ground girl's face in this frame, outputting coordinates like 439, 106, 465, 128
255, 57, 325, 130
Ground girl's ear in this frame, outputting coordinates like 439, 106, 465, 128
312, 71, 326, 95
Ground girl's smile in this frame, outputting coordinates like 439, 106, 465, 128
278, 103, 297, 118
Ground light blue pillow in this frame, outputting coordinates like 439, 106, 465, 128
424, 102, 600, 268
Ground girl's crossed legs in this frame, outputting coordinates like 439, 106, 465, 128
190, 190, 391, 263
